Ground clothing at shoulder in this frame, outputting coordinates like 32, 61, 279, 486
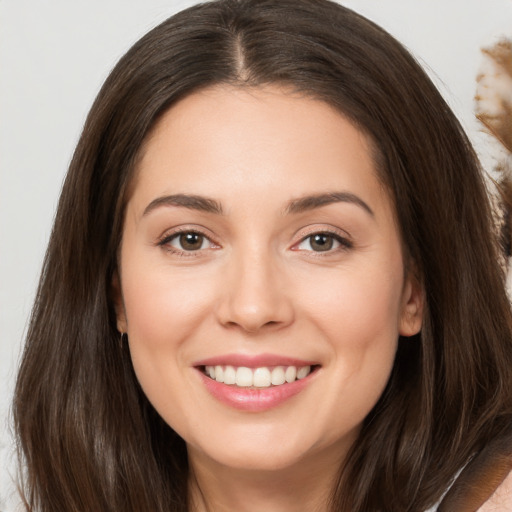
425, 471, 512, 512
478, 470, 512, 511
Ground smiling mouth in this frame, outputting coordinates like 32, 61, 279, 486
201, 364, 320, 388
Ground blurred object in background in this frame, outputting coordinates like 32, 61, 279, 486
476, 38, 512, 290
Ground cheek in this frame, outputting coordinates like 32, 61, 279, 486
274, 263, 404, 445
296, 262, 403, 403
119, 261, 217, 424
119, 255, 221, 396
122, 262, 212, 337
298, 263, 404, 345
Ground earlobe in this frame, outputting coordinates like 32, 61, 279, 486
111, 271, 128, 333
399, 272, 424, 337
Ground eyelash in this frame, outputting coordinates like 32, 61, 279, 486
293, 229, 353, 255
157, 228, 353, 257
157, 228, 218, 257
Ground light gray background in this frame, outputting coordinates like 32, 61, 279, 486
1, 1, 511, 509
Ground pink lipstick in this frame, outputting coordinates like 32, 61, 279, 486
194, 353, 319, 412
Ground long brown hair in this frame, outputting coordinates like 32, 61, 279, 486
14, 1, 512, 510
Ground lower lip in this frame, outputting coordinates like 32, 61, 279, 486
197, 369, 317, 412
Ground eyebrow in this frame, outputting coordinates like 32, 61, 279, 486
142, 191, 373, 218
285, 192, 374, 217
143, 194, 223, 216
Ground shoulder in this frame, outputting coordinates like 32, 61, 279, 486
478, 470, 512, 511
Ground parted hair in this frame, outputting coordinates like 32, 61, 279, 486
14, 1, 512, 510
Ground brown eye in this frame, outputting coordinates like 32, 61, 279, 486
309, 234, 334, 252
296, 232, 351, 253
159, 229, 218, 255
178, 232, 205, 251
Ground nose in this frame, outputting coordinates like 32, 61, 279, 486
216, 248, 294, 334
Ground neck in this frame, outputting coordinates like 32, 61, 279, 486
187, 445, 346, 512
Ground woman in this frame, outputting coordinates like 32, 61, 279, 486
13, 0, 512, 510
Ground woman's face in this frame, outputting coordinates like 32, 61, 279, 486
115, 85, 423, 474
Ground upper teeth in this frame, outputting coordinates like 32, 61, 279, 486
205, 365, 312, 388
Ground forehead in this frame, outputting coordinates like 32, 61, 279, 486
129, 85, 393, 220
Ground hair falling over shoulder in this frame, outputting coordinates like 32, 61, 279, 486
13, 1, 512, 511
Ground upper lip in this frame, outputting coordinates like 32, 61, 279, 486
193, 353, 319, 368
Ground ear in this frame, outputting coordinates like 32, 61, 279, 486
399, 268, 424, 337
111, 270, 128, 333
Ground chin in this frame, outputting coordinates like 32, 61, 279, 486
204, 448, 307, 473
186, 426, 311, 471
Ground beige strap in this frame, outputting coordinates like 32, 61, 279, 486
438, 437, 512, 511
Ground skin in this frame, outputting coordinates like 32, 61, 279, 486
114, 85, 423, 512
479, 471, 512, 511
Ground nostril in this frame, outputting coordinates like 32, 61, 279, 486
214, 267, 295, 332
